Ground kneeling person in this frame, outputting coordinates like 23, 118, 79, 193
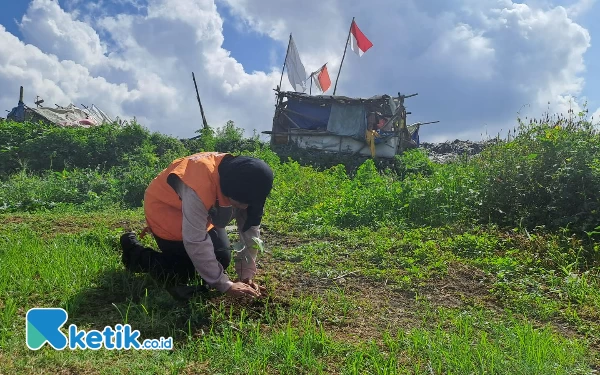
120, 152, 273, 300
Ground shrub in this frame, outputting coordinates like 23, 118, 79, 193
1, 111, 599, 243
473, 113, 600, 234
394, 148, 435, 180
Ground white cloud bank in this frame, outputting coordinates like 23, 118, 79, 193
0, 0, 279, 139
0, 0, 594, 142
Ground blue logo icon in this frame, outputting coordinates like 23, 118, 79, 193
25, 307, 173, 350
26, 308, 68, 350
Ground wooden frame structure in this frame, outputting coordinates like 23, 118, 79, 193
263, 88, 433, 158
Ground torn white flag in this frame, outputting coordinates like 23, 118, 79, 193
285, 36, 307, 92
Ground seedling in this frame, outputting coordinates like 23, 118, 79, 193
232, 237, 266, 254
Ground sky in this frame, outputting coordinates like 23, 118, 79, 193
0, 0, 598, 143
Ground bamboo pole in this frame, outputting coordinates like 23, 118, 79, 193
333, 17, 354, 95
192, 72, 208, 129
278, 34, 292, 91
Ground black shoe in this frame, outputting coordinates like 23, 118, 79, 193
120, 232, 143, 271
120, 232, 143, 251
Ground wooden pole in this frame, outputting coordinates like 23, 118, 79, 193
333, 17, 354, 95
310, 74, 313, 95
279, 34, 292, 91
192, 72, 208, 129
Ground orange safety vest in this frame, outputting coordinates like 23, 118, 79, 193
143, 152, 232, 241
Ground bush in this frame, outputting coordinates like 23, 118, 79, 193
0, 119, 268, 178
212, 121, 264, 153
394, 148, 435, 180
473, 113, 600, 234
1, 112, 599, 243
0, 121, 152, 175
0, 168, 121, 212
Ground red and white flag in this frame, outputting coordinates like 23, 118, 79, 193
313, 64, 331, 93
350, 20, 373, 57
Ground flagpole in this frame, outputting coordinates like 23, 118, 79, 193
308, 67, 319, 95
278, 33, 292, 91
333, 17, 354, 95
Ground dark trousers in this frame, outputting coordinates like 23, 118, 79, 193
128, 228, 231, 286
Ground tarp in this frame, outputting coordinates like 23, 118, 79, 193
326, 102, 367, 140
283, 98, 331, 130
5, 87, 114, 126
410, 124, 420, 146
6, 101, 25, 122
275, 91, 396, 141
15, 103, 114, 127
86, 104, 114, 124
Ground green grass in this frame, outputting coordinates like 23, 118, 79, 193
1, 115, 600, 373
346, 309, 591, 375
0, 210, 598, 374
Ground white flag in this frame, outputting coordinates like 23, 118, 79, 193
285, 36, 307, 92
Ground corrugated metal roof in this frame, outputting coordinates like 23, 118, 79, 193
25, 103, 113, 127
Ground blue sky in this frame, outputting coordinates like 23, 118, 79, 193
217, 3, 282, 75
0, 1, 283, 74
0, 0, 598, 141
0, 2, 29, 37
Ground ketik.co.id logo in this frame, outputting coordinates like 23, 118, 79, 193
26, 308, 172, 350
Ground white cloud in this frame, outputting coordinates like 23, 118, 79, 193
1, 0, 279, 138
0, 23, 135, 119
219, 0, 592, 141
592, 107, 600, 124
567, 0, 597, 17
18, 0, 108, 67
0, 0, 594, 143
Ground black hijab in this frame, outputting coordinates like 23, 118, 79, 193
219, 155, 274, 232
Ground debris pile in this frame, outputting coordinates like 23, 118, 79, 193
4, 86, 114, 128
421, 139, 498, 163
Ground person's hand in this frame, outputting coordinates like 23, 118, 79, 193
241, 279, 267, 295
225, 282, 261, 298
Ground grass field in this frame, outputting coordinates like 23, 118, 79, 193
1, 118, 599, 374
0, 208, 598, 374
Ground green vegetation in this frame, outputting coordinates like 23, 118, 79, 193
0, 112, 599, 374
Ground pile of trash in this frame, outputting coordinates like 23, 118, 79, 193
4, 86, 114, 128
420, 139, 498, 163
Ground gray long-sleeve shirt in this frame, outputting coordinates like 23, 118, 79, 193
169, 176, 261, 292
